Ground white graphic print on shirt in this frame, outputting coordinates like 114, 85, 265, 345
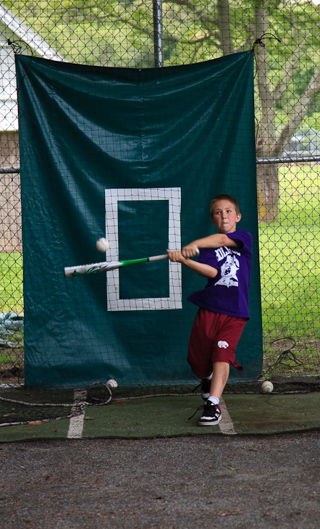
215, 247, 240, 288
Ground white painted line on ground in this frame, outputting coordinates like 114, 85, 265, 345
67, 389, 87, 439
219, 398, 236, 435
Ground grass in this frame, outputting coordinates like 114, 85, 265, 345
259, 163, 320, 375
0, 253, 24, 374
260, 164, 320, 336
260, 223, 320, 336
0, 253, 23, 315
1, 163, 320, 376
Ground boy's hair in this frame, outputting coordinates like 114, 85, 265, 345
210, 194, 240, 221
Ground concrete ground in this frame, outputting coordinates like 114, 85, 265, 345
1, 431, 319, 529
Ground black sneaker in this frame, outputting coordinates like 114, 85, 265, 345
198, 401, 222, 426
200, 378, 211, 400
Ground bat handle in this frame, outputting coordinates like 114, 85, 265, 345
148, 248, 199, 262
148, 254, 169, 262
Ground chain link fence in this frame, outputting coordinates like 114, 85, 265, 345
1, 0, 320, 384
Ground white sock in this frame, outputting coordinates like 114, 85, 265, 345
208, 396, 220, 405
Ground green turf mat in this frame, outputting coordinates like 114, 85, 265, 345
0, 418, 70, 443
82, 395, 221, 439
82, 393, 320, 438
1, 393, 320, 442
228, 393, 320, 435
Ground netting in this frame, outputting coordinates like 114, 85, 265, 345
1, 1, 320, 388
0, 382, 113, 426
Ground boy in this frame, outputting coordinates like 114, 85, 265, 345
167, 194, 252, 426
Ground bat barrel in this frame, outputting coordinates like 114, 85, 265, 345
64, 260, 122, 277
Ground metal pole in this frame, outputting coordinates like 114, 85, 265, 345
0, 167, 20, 173
256, 156, 320, 164
153, 0, 163, 67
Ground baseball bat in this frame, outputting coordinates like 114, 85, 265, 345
64, 249, 199, 278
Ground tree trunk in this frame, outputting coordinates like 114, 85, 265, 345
254, 6, 320, 222
217, 0, 234, 55
256, 163, 279, 223
254, 6, 280, 221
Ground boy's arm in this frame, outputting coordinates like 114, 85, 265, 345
182, 234, 239, 258
166, 250, 218, 279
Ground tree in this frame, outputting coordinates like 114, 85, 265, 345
252, 2, 320, 221
125, 0, 320, 221
160, 0, 320, 221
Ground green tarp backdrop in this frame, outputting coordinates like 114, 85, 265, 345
16, 51, 263, 388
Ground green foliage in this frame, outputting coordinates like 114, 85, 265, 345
3, 0, 320, 122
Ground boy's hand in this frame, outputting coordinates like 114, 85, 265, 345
182, 244, 199, 258
166, 250, 187, 263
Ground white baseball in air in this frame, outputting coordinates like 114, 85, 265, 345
261, 381, 274, 393
96, 237, 110, 252
107, 379, 118, 388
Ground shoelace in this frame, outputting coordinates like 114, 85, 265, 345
188, 401, 219, 421
188, 402, 216, 420
192, 380, 210, 395
188, 404, 204, 420
192, 382, 202, 394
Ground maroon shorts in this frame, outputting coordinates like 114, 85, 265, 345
187, 308, 247, 379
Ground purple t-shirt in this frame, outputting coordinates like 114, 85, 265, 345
187, 229, 252, 319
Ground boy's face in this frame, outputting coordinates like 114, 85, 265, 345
211, 199, 241, 234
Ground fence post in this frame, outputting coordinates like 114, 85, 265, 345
153, 0, 163, 67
